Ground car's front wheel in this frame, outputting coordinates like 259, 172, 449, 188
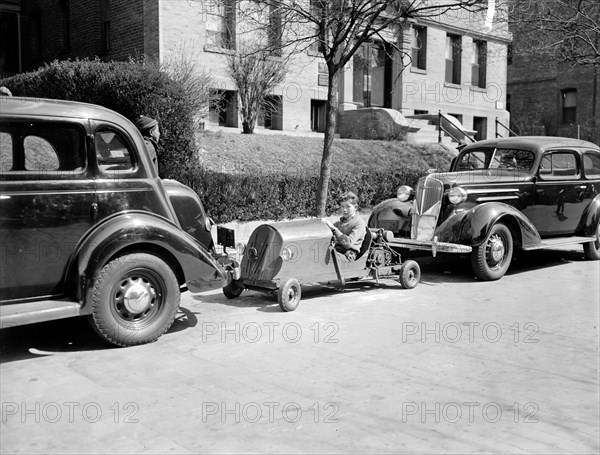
471, 223, 513, 281
88, 253, 180, 347
583, 219, 600, 260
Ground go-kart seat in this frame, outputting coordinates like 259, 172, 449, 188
355, 226, 373, 260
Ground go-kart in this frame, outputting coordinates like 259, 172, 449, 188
218, 219, 420, 311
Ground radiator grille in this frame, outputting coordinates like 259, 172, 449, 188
415, 177, 444, 215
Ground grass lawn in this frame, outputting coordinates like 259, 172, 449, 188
195, 131, 455, 175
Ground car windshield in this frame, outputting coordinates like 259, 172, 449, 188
455, 148, 535, 172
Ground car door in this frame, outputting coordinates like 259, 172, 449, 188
90, 121, 171, 222
528, 149, 586, 236
0, 118, 96, 300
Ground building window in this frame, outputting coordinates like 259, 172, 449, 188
353, 41, 390, 108
411, 26, 427, 70
311, 100, 327, 132
59, 0, 71, 52
206, 0, 236, 49
473, 116, 487, 140
258, 95, 283, 130
471, 40, 487, 88
445, 34, 461, 84
209, 90, 238, 127
308, 0, 325, 55
101, 0, 110, 54
561, 89, 577, 124
268, 1, 282, 55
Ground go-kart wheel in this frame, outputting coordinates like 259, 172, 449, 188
278, 278, 301, 312
223, 280, 244, 299
88, 253, 180, 347
399, 260, 421, 289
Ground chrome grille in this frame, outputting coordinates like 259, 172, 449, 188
414, 176, 444, 215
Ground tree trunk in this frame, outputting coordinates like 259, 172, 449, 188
315, 71, 340, 217
242, 121, 254, 134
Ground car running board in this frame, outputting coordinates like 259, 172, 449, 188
523, 236, 595, 251
0, 299, 82, 328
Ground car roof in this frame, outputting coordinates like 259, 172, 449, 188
0, 96, 133, 127
464, 136, 600, 152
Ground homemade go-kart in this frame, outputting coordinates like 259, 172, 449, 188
217, 219, 420, 311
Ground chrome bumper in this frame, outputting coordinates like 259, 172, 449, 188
388, 236, 472, 257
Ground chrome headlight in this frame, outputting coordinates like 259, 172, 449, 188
448, 187, 468, 204
396, 185, 414, 202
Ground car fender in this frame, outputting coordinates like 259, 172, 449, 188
576, 194, 600, 235
367, 198, 413, 237
453, 202, 542, 247
69, 211, 228, 310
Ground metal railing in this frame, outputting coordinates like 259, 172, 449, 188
495, 117, 518, 138
438, 110, 476, 145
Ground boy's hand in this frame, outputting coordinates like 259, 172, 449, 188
320, 218, 335, 230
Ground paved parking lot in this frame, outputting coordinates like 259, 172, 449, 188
1, 246, 599, 454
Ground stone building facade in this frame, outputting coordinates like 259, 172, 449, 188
1, 0, 511, 140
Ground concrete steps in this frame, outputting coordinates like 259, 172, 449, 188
405, 117, 460, 147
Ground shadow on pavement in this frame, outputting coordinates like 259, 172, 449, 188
0, 306, 202, 363
0, 317, 113, 363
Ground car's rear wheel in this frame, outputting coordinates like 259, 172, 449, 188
223, 280, 244, 299
398, 260, 421, 289
278, 278, 301, 312
88, 253, 180, 347
583, 219, 600, 260
471, 223, 513, 281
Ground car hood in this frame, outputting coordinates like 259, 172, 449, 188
427, 169, 533, 187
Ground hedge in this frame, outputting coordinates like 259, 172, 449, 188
178, 164, 426, 223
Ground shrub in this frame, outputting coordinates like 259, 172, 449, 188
178, 164, 426, 223
0, 57, 211, 178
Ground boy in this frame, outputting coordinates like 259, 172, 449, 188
321, 191, 366, 261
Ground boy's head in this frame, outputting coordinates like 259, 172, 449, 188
338, 191, 359, 216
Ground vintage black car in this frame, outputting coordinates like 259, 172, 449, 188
220, 219, 421, 311
368, 136, 600, 280
0, 97, 233, 346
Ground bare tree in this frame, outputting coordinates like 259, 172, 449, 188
235, 0, 488, 216
508, 0, 599, 66
226, 41, 288, 134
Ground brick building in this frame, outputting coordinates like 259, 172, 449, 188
1, 0, 511, 140
507, 27, 600, 144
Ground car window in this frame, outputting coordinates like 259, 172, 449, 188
539, 151, 579, 180
24, 136, 59, 171
0, 123, 85, 175
489, 148, 535, 172
95, 129, 135, 174
455, 150, 488, 170
0, 132, 12, 172
583, 152, 600, 178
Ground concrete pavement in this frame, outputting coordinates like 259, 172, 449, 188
0, 245, 598, 454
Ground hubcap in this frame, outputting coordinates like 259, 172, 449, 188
121, 277, 156, 314
487, 234, 505, 265
287, 287, 298, 303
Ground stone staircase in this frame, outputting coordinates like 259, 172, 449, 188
404, 116, 459, 148
404, 114, 477, 150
